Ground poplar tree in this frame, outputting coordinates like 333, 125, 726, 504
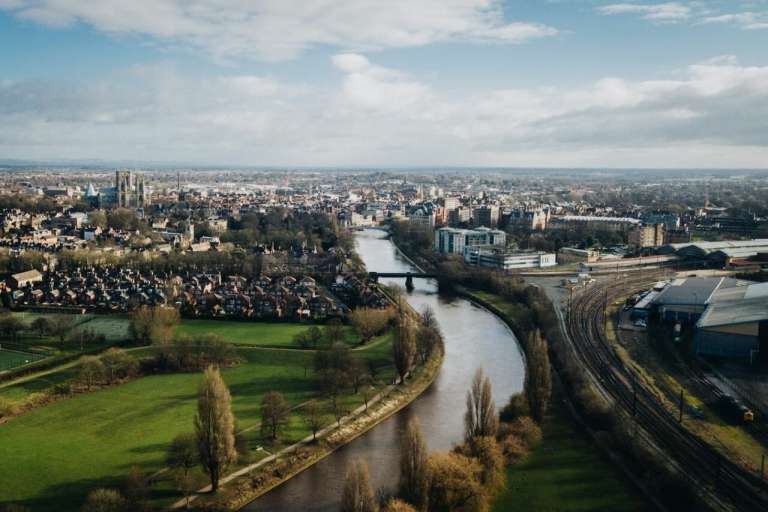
195, 366, 237, 492
464, 368, 498, 441
340, 459, 378, 512
398, 417, 429, 510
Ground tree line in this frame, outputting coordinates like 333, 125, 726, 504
339, 366, 546, 512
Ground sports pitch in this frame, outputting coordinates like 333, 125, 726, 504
0, 348, 47, 372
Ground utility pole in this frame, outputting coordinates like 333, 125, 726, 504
678, 388, 684, 423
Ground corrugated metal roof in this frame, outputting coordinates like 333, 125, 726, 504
653, 277, 748, 306
697, 297, 768, 328
745, 282, 768, 299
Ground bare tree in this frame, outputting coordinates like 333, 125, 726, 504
464, 368, 498, 441
260, 390, 290, 441
49, 315, 75, 344
194, 366, 237, 492
77, 356, 106, 390
324, 318, 345, 345
349, 358, 370, 394
398, 417, 429, 510
341, 459, 379, 512
303, 399, 322, 442
166, 433, 199, 476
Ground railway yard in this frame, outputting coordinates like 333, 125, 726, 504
530, 270, 768, 512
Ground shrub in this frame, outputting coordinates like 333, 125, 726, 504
505, 416, 542, 448
0, 397, 20, 418
52, 382, 73, 396
81, 488, 126, 512
23, 392, 49, 409
499, 434, 529, 464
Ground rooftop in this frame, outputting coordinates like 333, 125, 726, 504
697, 297, 768, 328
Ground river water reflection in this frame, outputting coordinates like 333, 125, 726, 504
245, 229, 525, 511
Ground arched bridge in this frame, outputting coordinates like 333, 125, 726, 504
368, 271, 438, 287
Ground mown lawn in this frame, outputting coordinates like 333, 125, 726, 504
0, 348, 47, 372
175, 319, 358, 347
493, 404, 647, 512
0, 341, 395, 512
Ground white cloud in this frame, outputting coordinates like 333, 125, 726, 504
0, 0, 558, 61
2, 56, 768, 167
598, 2, 692, 22
700, 11, 768, 30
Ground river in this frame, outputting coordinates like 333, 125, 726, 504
245, 228, 525, 511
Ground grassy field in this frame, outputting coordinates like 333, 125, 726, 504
493, 402, 647, 512
0, 339, 395, 511
461, 288, 646, 512
0, 348, 47, 372
175, 319, 358, 347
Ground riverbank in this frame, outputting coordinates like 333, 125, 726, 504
190, 336, 444, 511
460, 287, 649, 512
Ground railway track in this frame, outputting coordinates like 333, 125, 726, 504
566, 273, 768, 511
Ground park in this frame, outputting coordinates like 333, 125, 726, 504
0, 313, 398, 511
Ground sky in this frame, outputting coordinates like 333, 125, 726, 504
0, 0, 767, 168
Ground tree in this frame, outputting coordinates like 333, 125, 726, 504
398, 417, 429, 510
303, 399, 322, 442
340, 459, 378, 512
525, 329, 552, 423
106, 208, 138, 231
175, 471, 203, 511
88, 210, 108, 229
324, 318, 345, 345
0, 315, 25, 342
499, 393, 529, 423
101, 348, 138, 384
29, 316, 51, 337
78, 356, 106, 390
350, 307, 393, 343
464, 368, 498, 441
455, 437, 506, 497
81, 488, 126, 512
306, 325, 324, 348
420, 306, 438, 331
392, 315, 415, 384
260, 390, 290, 441
121, 466, 149, 509
128, 306, 155, 346
195, 366, 237, 492
294, 330, 313, 350
426, 452, 486, 512
349, 358, 370, 394
416, 324, 441, 365
167, 433, 199, 476
49, 315, 75, 344
129, 305, 180, 346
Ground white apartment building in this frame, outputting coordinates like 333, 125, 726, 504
464, 246, 557, 270
435, 227, 506, 255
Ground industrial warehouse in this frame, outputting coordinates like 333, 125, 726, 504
632, 277, 768, 362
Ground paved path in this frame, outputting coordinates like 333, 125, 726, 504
169, 383, 396, 510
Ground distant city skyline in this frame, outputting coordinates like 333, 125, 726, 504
1, 0, 767, 168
